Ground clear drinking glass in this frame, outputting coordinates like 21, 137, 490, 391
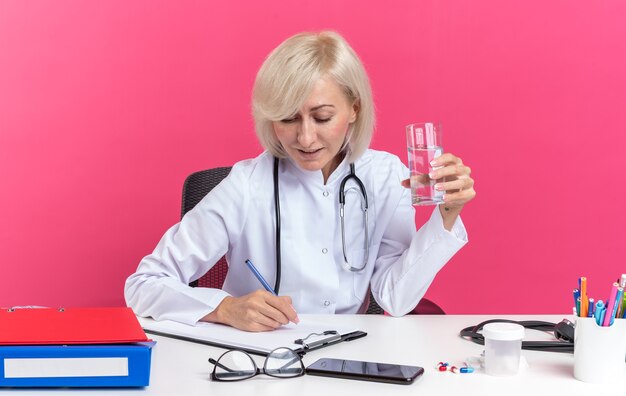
406, 122, 444, 205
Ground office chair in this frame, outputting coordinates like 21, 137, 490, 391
182, 167, 231, 289
182, 167, 444, 315
365, 294, 444, 315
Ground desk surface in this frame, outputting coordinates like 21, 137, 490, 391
7, 315, 626, 395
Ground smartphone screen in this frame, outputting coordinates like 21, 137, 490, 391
305, 358, 424, 385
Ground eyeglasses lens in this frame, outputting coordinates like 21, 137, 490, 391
265, 347, 303, 378
214, 350, 256, 381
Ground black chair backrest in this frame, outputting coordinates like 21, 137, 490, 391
181, 167, 232, 219
182, 167, 231, 288
180, 167, 444, 314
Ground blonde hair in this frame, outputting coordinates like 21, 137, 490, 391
252, 31, 375, 162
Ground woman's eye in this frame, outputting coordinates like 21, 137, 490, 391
315, 117, 332, 123
280, 115, 300, 123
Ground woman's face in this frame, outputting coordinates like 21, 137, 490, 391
272, 76, 358, 181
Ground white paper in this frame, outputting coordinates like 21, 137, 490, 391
138, 315, 359, 354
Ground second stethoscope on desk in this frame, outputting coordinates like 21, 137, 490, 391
271, 157, 369, 294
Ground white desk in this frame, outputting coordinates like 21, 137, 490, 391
7, 315, 626, 395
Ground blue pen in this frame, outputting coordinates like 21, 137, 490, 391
609, 287, 623, 326
573, 289, 580, 316
245, 259, 277, 296
587, 298, 595, 318
594, 300, 605, 326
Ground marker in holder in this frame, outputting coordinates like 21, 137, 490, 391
574, 317, 626, 383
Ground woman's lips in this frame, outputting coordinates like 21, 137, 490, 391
297, 148, 323, 159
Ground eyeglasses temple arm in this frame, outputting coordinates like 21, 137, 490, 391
208, 358, 238, 373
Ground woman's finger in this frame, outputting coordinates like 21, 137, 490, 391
430, 164, 471, 181
431, 152, 463, 167
435, 178, 468, 193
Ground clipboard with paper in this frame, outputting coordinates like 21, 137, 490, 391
138, 315, 367, 356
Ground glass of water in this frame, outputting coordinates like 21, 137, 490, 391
406, 122, 443, 205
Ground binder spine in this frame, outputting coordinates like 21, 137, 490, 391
0, 343, 152, 387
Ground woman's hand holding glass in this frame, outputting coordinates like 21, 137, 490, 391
428, 152, 475, 207
402, 151, 475, 230
402, 152, 475, 205
202, 290, 299, 332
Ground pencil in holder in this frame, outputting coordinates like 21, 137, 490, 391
573, 317, 626, 383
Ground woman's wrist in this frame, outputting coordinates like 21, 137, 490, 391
439, 204, 462, 231
200, 296, 232, 324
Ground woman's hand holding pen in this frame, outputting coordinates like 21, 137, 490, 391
202, 290, 299, 332
401, 152, 476, 230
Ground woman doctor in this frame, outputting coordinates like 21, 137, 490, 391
125, 31, 476, 332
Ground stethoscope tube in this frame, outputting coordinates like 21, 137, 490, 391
338, 164, 369, 272
459, 319, 574, 353
273, 157, 281, 294
272, 158, 370, 293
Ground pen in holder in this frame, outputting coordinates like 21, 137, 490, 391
573, 317, 626, 383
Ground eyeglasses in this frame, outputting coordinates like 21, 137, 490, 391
208, 347, 305, 381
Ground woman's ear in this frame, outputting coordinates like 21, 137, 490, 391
350, 99, 360, 123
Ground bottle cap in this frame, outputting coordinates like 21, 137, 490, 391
482, 323, 525, 341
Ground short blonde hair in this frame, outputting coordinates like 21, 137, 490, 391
252, 31, 375, 162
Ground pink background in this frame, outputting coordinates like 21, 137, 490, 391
1, 1, 625, 314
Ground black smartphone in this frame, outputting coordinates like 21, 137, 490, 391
305, 357, 424, 385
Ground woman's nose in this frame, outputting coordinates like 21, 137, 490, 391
297, 119, 316, 147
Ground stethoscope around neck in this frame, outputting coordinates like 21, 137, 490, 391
271, 157, 369, 294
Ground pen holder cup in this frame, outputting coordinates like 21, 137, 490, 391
574, 317, 626, 383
